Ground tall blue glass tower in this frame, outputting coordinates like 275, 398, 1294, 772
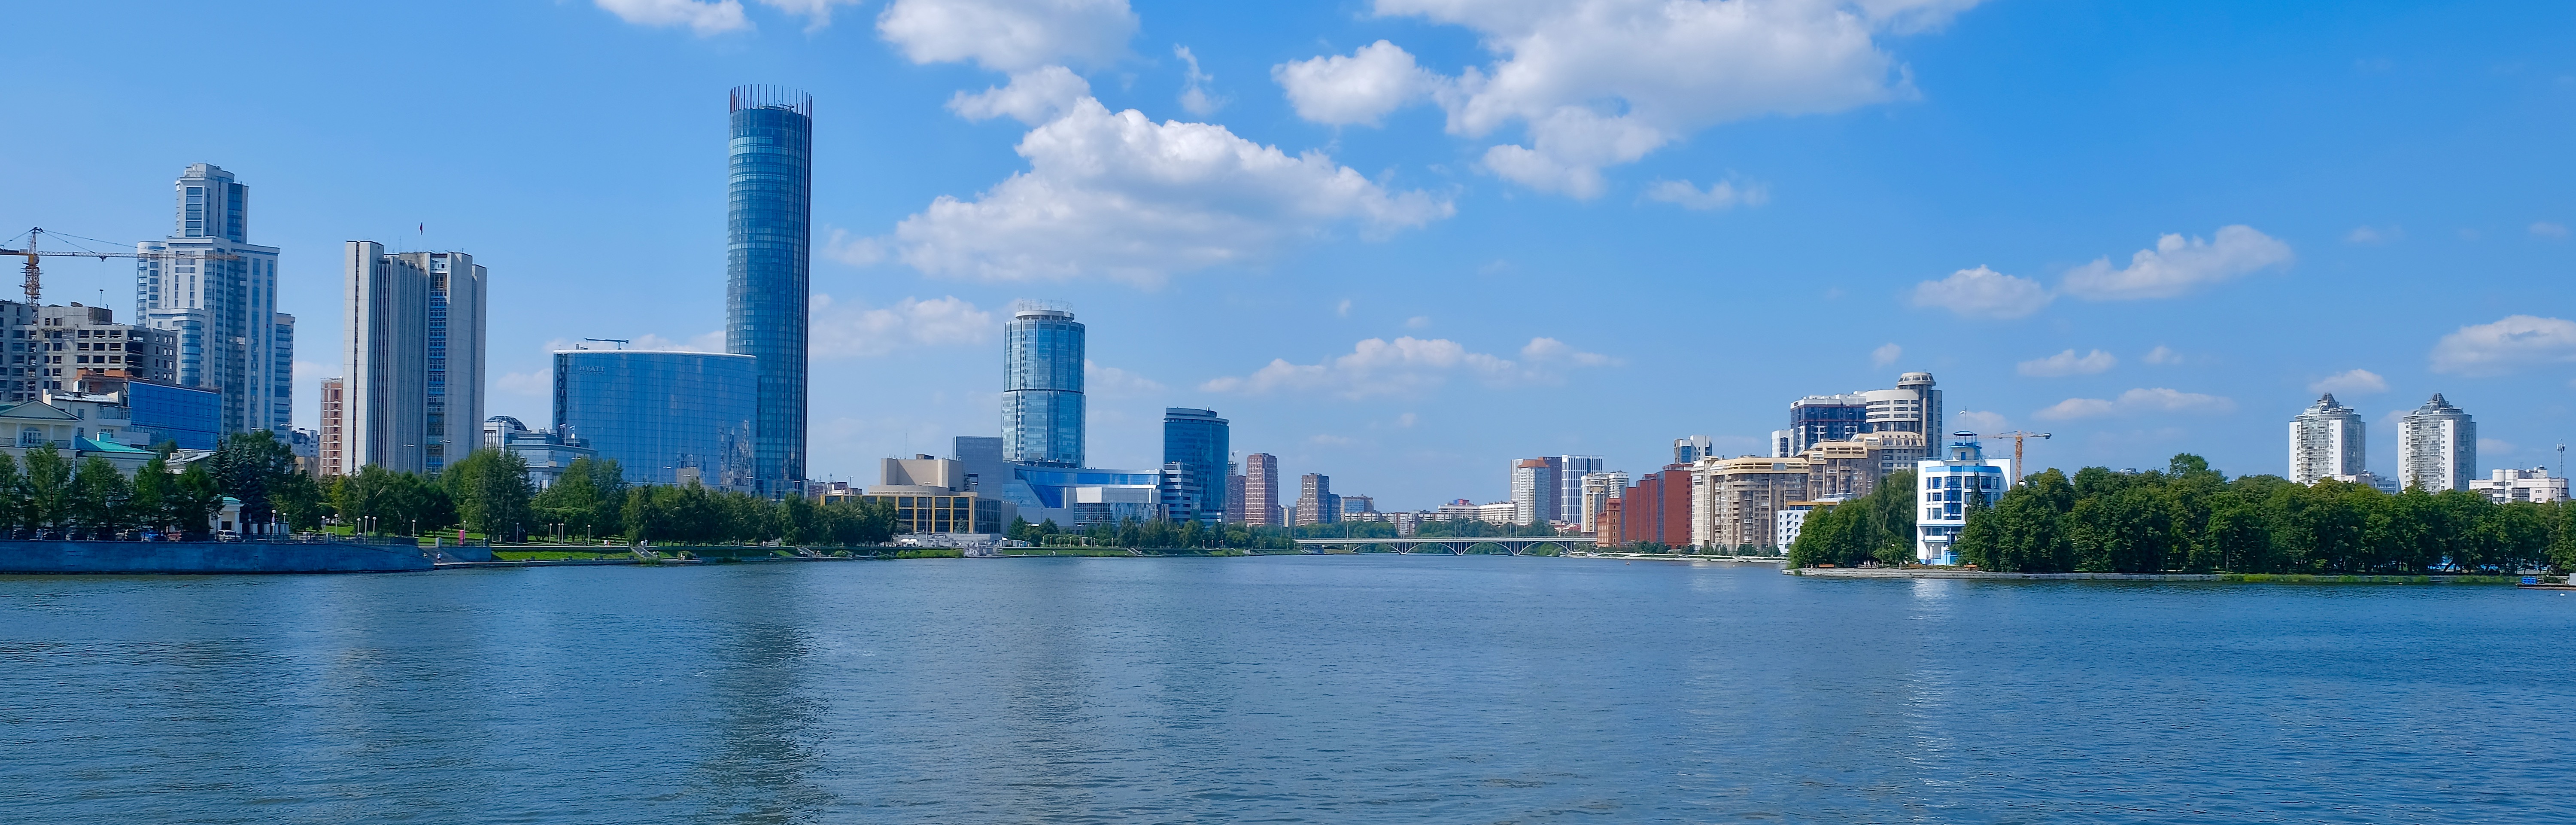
1003, 301, 1084, 467
1161, 408, 1228, 522
726, 85, 811, 497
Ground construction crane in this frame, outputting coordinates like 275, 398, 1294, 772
1975, 431, 2052, 481
0, 227, 236, 305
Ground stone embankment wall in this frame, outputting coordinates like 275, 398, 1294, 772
0, 541, 436, 574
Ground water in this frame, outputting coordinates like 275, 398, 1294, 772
3, 556, 2571, 824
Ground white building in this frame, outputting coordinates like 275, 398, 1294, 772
2288, 393, 2366, 484
1916, 433, 2013, 566
2396, 394, 2475, 492
2469, 468, 2567, 504
342, 243, 486, 475
1579, 471, 1628, 533
1690, 456, 1810, 551
135, 164, 292, 434
1510, 458, 1555, 525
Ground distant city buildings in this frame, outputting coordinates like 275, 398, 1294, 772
4, 302, 178, 402
866, 454, 1015, 535
2288, 393, 2366, 484
1673, 435, 1711, 464
1162, 408, 1228, 523
1295, 472, 1341, 525
1579, 471, 1628, 533
1241, 452, 1281, 526
552, 348, 756, 489
1611, 466, 1694, 547
318, 377, 344, 476
1509, 458, 1556, 526
1915, 433, 2011, 565
1555, 455, 1602, 526
1003, 301, 1084, 468
1690, 456, 1811, 550
136, 163, 291, 434
1786, 372, 1941, 457
482, 415, 595, 489
2469, 467, 2568, 504
2397, 394, 2476, 493
727, 85, 814, 498
340, 243, 485, 474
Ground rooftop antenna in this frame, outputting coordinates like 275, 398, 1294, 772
2559, 441, 2567, 479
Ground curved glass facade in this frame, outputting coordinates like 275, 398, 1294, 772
553, 350, 757, 490
726, 85, 812, 497
1003, 307, 1084, 466
1161, 408, 1228, 521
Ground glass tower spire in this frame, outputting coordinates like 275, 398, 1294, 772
726, 85, 811, 497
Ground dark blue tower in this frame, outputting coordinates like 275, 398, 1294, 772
726, 85, 811, 497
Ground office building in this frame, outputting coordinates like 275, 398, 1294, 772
727, 85, 815, 497
1510, 458, 1557, 526
1003, 301, 1084, 467
483, 415, 596, 489
1598, 498, 1624, 544
953, 435, 1009, 496
553, 348, 757, 488
318, 377, 344, 476
1225, 469, 1247, 525
1673, 435, 1712, 464
1242, 453, 1281, 526
119, 379, 222, 451
1691, 456, 1812, 551
2396, 394, 2475, 493
1162, 408, 1229, 522
1787, 393, 1867, 455
6, 302, 179, 400
341, 244, 486, 474
865, 454, 1016, 535
2469, 467, 2567, 504
1295, 473, 1340, 525
1580, 470, 1628, 534
998, 464, 1168, 527
2289, 393, 2366, 484
1786, 372, 1942, 459
1556, 454, 1603, 525
1916, 433, 2013, 565
135, 164, 290, 434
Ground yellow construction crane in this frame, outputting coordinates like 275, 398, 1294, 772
1975, 431, 2052, 481
0, 227, 236, 305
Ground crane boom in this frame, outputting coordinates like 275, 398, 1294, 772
1972, 430, 2053, 483
1, 227, 237, 304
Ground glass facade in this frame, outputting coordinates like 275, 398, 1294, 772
1161, 408, 1227, 521
726, 85, 812, 498
553, 350, 757, 490
1003, 307, 1084, 467
870, 493, 1007, 535
129, 381, 222, 451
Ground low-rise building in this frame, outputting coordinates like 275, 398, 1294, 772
1774, 497, 1847, 550
2469, 467, 2567, 504
863, 454, 1016, 535
483, 415, 597, 489
1916, 433, 2013, 565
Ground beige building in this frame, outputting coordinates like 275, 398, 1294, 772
860, 454, 1015, 535
1691, 456, 1813, 551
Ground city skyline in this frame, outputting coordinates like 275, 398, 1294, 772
5, 1, 2573, 508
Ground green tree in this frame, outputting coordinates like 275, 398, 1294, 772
68, 457, 137, 538
443, 448, 535, 539
270, 471, 329, 531
169, 461, 225, 539
0, 453, 24, 534
23, 444, 73, 532
207, 430, 298, 533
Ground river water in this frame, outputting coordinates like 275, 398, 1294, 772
3, 555, 2571, 823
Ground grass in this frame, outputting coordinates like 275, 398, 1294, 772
491, 550, 634, 561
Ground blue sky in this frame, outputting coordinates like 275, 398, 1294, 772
5, 0, 2573, 507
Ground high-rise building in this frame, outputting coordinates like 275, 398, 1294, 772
1242, 453, 1281, 526
1003, 301, 1084, 467
340, 244, 486, 474
1295, 472, 1340, 525
318, 377, 344, 476
135, 163, 290, 433
4, 302, 178, 401
1783, 372, 1940, 467
1510, 458, 1557, 525
1580, 470, 1628, 534
2397, 393, 2475, 493
553, 349, 758, 488
726, 85, 814, 498
1162, 408, 1229, 523
1674, 435, 1712, 464
1225, 467, 1247, 525
1616, 466, 1695, 547
1556, 454, 1603, 524
1787, 393, 1866, 455
2288, 393, 2365, 484
1691, 456, 1811, 551
1868, 372, 1942, 438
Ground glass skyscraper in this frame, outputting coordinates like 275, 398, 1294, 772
1003, 302, 1084, 467
1161, 408, 1228, 522
553, 349, 758, 490
726, 85, 812, 497
135, 163, 290, 434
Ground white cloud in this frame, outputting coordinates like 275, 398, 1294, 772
2307, 368, 2388, 395
496, 370, 552, 397
2016, 349, 2117, 377
2429, 315, 2576, 377
877, 0, 1137, 72
1953, 410, 2009, 433
1083, 360, 1165, 396
292, 359, 334, 384
1644, 178, 1769, 210
595, 0, 751, 34
2035, 387, 2236, 421
1405, 315, 1432, 329
1871, 342, 1902, 367
821, 227, 887, 266
1272, 40, 1443, 127
1395, 412, 1419, 427
2345, 225, 2400, 244
1200, 336, 1611, 399
949, 66, 1093, 125
1336, 298, 1354, 317
1909, 265, 2052, 319
632, 331, 727, 352
889, 97, 1453, 283
758, 0, 865, 30
1354, 0, 1981, 197
2479, 438, 2518, 457
2059, 225, 2293, 301
810, 295, 995, 358
2532, 221, 2570, 239
1174, 45, 1225, 116
2142, 345, 2181, 365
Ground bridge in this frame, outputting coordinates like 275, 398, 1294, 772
1292, 536, 1596, 556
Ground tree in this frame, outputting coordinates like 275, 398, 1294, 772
207, 430, 298, 533
169, 461, 225, 539
23, 444, 73, 533
443, 448, 535, 539
68, 457, 136, 538
270, 471, 329, 531
0, 452, 24, 534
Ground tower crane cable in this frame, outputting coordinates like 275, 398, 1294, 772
0, 226, 238, 305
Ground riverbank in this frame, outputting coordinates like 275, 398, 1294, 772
1787, 567, 2520, 584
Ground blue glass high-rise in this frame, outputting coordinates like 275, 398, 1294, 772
553, 350, 758, 489
1161, 408, 1228, 522
726, 85, 811, 497
1003, 302, 1083, 467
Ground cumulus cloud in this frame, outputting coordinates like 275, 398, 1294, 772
1327, 0, 1983, 197
1644, 178, 1769, 210
1174, 45, 1225, 116
821, 227, 887, 266
496, 370, 552, 397
1405, 315, 1432, 329
1952, 409, 2009, 433
948, 66, 1094, 125
760, 0, 865, 29
2142, 345, 2181, 365
595, 0, 752, 34
1200, 336, 1611, 399
2308, 368, 2388, 395
877, 0, 1137, 72
2429, 315, 2576, 377
2034, 387, 2236, 421
1273, 40, 1444, 126
2017, 349, 2116, 377
809, 295, 995, 358
2059, 225, 2293, 301
2533, 221, 2570, 239
1084, 360, 1166, 396
1871, 342, 1902, 367
1909, 265, 2052, 319
888, 98, 1453, 282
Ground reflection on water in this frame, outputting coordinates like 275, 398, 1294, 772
4, 559, 2575, 823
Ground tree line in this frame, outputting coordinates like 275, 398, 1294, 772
0, 431, 325, 539
1008, 516, 1301, 551
1786, 469, 1920, 568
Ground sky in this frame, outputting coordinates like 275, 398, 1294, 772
4, 0, 2573, 508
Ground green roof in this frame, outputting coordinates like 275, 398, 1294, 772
78, 438, 153, 454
